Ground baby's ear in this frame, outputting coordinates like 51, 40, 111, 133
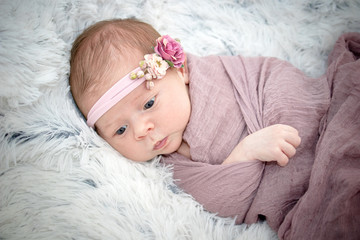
177, 53, 189, 84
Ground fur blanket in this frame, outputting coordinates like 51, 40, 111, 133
1, 0, 360, 239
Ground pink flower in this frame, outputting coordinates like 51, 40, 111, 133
154, 35, 185, 68
144, 54, 170, 79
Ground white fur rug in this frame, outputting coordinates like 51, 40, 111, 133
1, 0, 359, 239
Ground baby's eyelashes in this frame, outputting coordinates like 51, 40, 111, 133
116, 125, 127, 135
144, 96, 155, 110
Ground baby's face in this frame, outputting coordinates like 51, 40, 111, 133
94, 68, 191, 162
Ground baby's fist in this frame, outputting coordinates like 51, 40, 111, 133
242, 124, 301, 166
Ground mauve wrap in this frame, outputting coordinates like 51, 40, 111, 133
161, 33, 360, 239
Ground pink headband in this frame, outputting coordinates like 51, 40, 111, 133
86, 67, 145, 128
86, 35, 185, 128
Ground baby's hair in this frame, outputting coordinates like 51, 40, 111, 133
69, 18, 161, 109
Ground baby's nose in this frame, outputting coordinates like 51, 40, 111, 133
134, 120, 154, 140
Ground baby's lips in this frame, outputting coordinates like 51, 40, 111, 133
153, 136, 168, 150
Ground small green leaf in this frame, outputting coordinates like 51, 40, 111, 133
165, 60, 174, 68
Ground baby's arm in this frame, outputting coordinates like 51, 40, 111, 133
222, 124, 301, 166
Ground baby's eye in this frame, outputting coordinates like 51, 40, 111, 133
116, 125, 127, 135
144, 97, 155, 110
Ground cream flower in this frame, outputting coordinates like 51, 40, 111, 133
144, 53, 170, 79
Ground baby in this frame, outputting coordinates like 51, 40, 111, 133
70, 18, 312, 229
70, 18, 300, 166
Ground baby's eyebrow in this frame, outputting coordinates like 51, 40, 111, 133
103, 121, 116, 131
99, 115, 124, 136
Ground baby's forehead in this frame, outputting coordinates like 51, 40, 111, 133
85, 51, 144, 97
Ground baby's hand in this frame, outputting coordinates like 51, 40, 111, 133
223, 124, 301, 166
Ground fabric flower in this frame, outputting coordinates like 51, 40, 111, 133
154, 35, 185, 68
144, 53, 170, 79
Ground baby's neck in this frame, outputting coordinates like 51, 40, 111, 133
176, 140, 191, 159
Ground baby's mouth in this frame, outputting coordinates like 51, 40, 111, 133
153, 136, 168, 150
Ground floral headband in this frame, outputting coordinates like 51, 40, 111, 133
86, 35, 185, 128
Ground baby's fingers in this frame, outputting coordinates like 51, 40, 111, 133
285, 131, 301, 148
276, 152, 289, 167
281, 141, 297, 159
273, 124, 301, 147
277, 140, 299, 167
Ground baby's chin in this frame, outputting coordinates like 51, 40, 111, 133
127, 151, 168, 162
164, 134, 183, 153
128, 155, 154, 162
